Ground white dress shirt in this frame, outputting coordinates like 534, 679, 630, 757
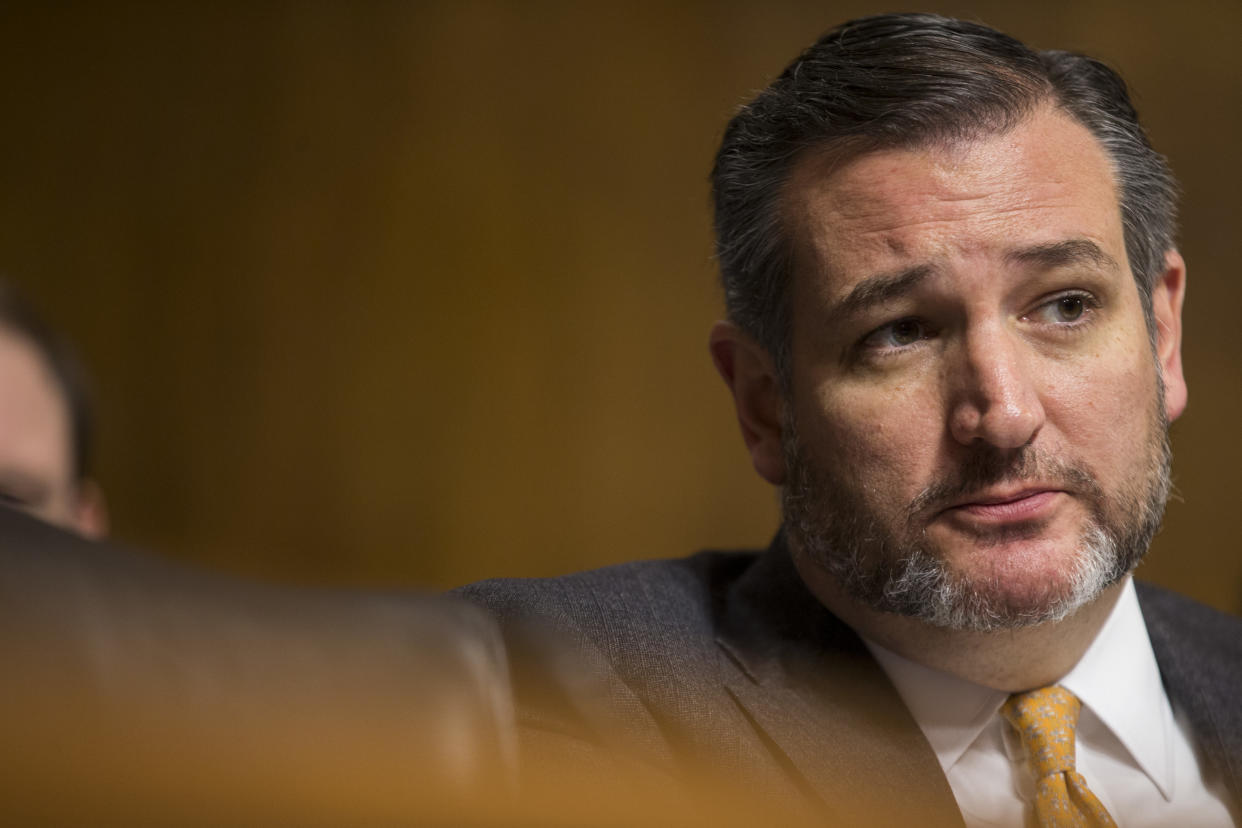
863, 578, 1234, 827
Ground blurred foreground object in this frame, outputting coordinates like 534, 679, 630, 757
0, 505, 514, 825
0, 506, 822, 826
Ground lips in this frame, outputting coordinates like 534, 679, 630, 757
942, 489, 1064, 523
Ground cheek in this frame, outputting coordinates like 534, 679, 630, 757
798, 380, 945, 500
1040, 344, 1161, 464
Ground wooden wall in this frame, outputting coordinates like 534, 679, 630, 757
1, 1, 1238, 613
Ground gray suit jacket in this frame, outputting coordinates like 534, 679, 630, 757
459, 533, 1242, 825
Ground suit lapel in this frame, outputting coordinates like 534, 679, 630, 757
1137, 582, 1242, 817
715, 535, 963, 827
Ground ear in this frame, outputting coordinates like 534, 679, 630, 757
1150, 250, 1187, 423
72, 478, 110, 540
708, 321, 787, 485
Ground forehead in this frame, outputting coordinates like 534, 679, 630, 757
0, 327, 72, 481
783, 107, 1125, 303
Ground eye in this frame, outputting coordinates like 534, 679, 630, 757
1052, 295, 1085, 322
861, 317, 932, 350
889, 318, 924, 345
1028, 291, 1097, 326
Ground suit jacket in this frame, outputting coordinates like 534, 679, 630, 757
459, 532, 1242, 825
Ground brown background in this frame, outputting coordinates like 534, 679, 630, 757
1, 1, 1238, 613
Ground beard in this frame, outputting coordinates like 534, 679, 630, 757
782, 385, 1172, 632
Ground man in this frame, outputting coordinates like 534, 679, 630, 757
0, 281, 107, 536
461, 13, 1242, 826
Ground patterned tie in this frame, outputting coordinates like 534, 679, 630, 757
1001, 686, 1118, 828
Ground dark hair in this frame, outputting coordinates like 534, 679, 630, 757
0, 281, 94, 480
712, 13, 1178, 375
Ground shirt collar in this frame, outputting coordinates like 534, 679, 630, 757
863, 633, 1007, 776
1061, 577, 1174, 799
861, 578, 1173, 798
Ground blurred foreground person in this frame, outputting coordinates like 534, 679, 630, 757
0, 281, 107, 536
461, 13, 1242, 827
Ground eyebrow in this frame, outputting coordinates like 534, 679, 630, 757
1005, 238, 1120, 273
832, 264, 935, 321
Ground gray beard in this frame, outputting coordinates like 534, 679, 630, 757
781, 399, 1171, 632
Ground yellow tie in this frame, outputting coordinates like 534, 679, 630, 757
1001, 686, 1117, 828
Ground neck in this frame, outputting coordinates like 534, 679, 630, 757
791, 547, 1128, 692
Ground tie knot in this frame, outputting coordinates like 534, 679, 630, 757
1001, 685, 1082, 778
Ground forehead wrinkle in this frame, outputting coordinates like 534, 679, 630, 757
811, 140, 1102, 244
840, 193, 1078, 242
785, 108, 1125, 335
800, 188, 1100, 304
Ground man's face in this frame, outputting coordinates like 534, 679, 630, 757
777, 107, 1186, 630
0, 327, 95, 534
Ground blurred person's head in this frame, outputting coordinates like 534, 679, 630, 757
0, 281, 107, 537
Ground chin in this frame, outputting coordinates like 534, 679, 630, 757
952, 570, 1095, 626
897, 524, 1131, 631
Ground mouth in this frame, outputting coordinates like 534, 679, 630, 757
939, 488, 1066, 524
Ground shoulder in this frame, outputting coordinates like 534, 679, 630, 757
454, 551, 767, 762
1136, 581, 1242, 716
1135, 582, 1242, 797
455, 550, 760, 650
1136, 580, 1242, 661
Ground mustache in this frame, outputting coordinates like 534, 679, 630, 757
906, 446, 1103, 522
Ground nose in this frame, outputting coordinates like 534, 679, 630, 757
947, 324, 1045, 449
